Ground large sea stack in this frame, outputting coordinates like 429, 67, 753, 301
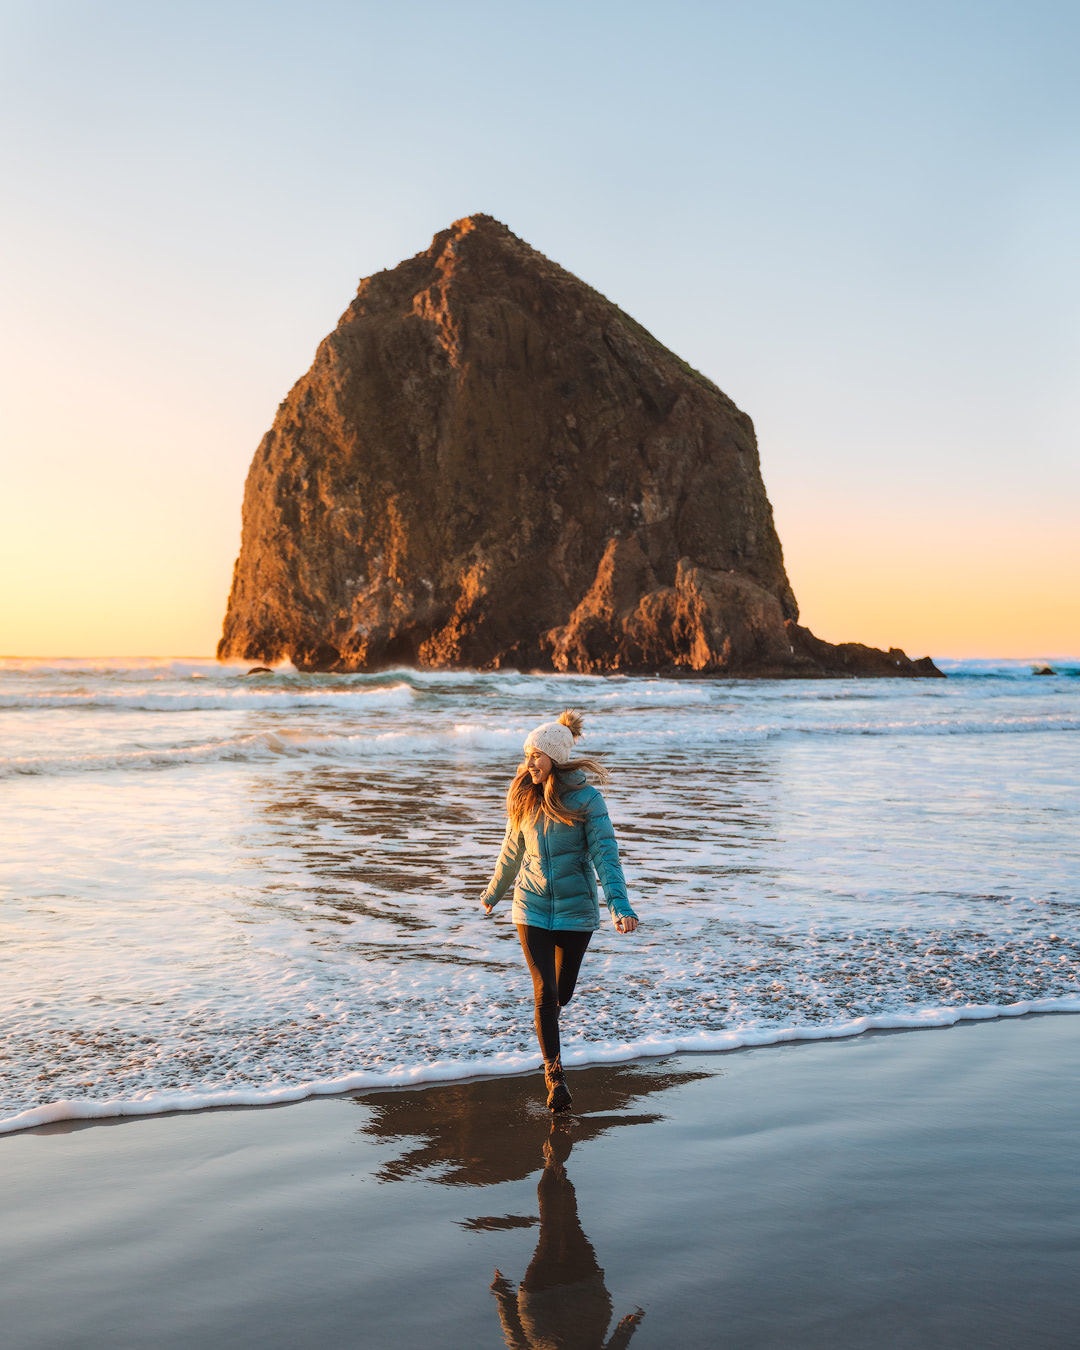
219, 215, 941, 678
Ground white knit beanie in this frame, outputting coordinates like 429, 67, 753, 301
523, 709, 583, 765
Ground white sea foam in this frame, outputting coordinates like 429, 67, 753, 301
2, 734, 272, 776
2, 997, 1077, 1137
0, 682, 416, 712
0, 723, 526, 776
3, 710, 1075, 778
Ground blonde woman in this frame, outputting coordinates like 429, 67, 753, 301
480, 710, 638, 1112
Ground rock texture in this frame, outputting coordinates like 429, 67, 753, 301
219, 215, 941, 678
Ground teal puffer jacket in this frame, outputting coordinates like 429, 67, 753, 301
481, 770, 637, 931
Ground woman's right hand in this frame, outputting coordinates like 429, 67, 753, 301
480, 900, 494, 916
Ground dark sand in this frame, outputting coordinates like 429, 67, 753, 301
3, 1015, 1079, 1349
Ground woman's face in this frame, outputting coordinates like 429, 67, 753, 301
525, 747, 553, 784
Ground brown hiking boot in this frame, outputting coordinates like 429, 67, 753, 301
544, 1058, 572, 1113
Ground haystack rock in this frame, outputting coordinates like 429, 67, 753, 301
218, 215, 942, 678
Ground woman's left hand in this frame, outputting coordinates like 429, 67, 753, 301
614, 915, 638, 934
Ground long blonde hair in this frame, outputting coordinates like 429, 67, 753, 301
506, 710, 609, 830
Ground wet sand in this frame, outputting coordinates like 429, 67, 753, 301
2, 1014, 1078, 1349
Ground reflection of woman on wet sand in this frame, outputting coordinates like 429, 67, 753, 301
480, 710, 638, 1112
490, 1128, 644, 1350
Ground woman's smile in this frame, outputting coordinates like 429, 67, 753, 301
526, 749, 553, 783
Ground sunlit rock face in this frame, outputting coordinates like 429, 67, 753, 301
219, 215, 940, 677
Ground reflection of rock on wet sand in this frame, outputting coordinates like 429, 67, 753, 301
489, 1125, 644, 1350
352, 1062, 707, 1346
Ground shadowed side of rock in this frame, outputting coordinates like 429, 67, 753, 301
218, 215, 942, 678
785, 624, 943, 678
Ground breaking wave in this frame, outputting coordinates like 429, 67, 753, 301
0, 683, 416, 713
3, 712, 1077, 778
3, 997, 1078, 1137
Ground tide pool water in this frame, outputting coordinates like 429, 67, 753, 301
2, 657, 1078, 1133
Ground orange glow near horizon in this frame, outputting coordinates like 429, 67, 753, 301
3, 511, 1076, 662
780, 511, 1080, 661
2, 393, 1075, 663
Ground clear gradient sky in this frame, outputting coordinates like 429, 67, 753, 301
1, 0, 1077, 659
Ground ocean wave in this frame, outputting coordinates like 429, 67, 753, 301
600, 714, 1080, 742
3, 997, 1076, 1137
0, 683, 416, 713
715, 715, 1080, 739
4, 711, 1077, 777
5, 656, 1079, 686
936, 658, 1080, 678
592, 684, 717, 704
0, 723, 526, 777
2, 734, 275, 776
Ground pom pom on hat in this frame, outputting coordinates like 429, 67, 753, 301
524, 709, 583, 765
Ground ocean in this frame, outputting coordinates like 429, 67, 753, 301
2, 657, 1078, 1134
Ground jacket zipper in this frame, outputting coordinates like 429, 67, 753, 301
541, 818, 554, 928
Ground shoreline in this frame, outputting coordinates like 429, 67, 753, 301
3, 1014, 1079, 1349
5, 997, 1079, 1140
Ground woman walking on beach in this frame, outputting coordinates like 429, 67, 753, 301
480, 710, 638, 1113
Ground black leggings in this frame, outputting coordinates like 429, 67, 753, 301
517, 925, 592, 1065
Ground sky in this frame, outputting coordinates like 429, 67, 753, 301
1, 0, 1077, 660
